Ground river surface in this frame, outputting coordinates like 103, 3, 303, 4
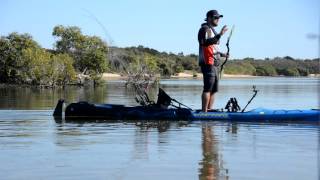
0, 77, 319, 180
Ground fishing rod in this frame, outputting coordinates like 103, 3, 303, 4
241, 85, 259, 112
220, 25, 235, 79
170, 98, 193, 110
83, 9, 153, 104
82, 8, 115, 45
82, 9, 132, 73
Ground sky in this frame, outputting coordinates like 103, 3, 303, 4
0, 0, 319, 59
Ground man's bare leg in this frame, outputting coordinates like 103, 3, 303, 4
208, 93, 215, 110
202, 92, 210, 112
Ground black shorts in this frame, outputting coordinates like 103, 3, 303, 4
201, 65, 219, 93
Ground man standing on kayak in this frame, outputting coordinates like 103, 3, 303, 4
198, 10, 228, 112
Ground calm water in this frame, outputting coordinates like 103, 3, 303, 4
0, 77, 319, 180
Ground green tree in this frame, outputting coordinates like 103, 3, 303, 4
143, 53, 158, 73
21, 47, 51, 85
21, 48, 76, 86
52, 25, 108, 78
159, 63, 172, 77
174, 64, 184, 73
255, 65, 277, 76
0, 32, 40, 83
224, 61, 256, 75
287, 68, 300, 76
50, 53, 76, 86
277, 67, 300, 76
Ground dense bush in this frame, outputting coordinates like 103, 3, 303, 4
255, 64, 277, 76
0, 32, 40, 83
224, 61, 256, 75
21, 48, 75, 86
53, 25, 108, 76
0, 32, 76, 86
0, 26, 108, 86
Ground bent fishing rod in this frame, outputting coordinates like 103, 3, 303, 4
220, 25, 235, 79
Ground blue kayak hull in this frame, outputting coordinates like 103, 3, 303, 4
53, 100, 320, 123
192, 108, 320, 122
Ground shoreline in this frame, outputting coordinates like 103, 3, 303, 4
1, 73, 318, 88
101, 72, 258, 80
102, 72, 320, 80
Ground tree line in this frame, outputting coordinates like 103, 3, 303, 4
0, 25, 108, 87
0, 25, 319, 87
224, 57, 319, 76
109, 46, 319, 77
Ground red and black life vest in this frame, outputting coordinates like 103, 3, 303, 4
198, 23, 221, 66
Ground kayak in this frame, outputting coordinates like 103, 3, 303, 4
53, 100, 320, 123
193, 108, 320, 122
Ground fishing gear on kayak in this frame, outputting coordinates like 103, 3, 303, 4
242, 86, 259, 112
134, 87, 192, 110
157, 88, 192, 110
225, 97, 241, 112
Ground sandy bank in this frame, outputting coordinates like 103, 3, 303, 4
171, 71, 257, 79
101, 73, 123, 80
101, 72, 318, 80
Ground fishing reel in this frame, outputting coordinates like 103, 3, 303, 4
252, 85, 259, 93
